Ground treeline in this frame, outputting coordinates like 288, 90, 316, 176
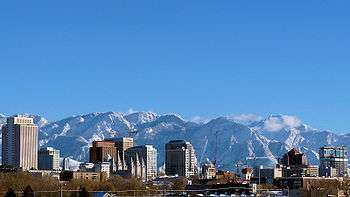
0, 172, 152, 196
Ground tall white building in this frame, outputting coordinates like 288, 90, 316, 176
125, 145, 157, 180
1, 116, 38, 170
165, 140, 197, 177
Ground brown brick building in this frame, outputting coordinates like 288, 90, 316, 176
89, 141, 117, 164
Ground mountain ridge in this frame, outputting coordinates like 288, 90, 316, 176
0, 111, 348, 170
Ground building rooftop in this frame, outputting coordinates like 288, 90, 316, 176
168, 140, 187, 143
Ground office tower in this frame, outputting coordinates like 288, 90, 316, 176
165, 140, 197, 177
1, 116, 38, 170
38, 147, 60, 170
113, 137, 134, 170
319, 146, 348, 177
279, 148, 318, 177
125, 145, 157, 180
63, 157, 70, 171
280, 148, 309, 167
89, 140, 117, 164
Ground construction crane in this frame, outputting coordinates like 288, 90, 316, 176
213, 130, 218, 166
199, 137, 208, 164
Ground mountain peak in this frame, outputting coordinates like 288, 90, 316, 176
226, 114, 263, 125
125, 111, 158, 125
253, 114, 303, 132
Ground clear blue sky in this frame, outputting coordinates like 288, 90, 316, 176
1, 1, 350, 132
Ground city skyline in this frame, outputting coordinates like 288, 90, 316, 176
1, 1, 350, 132
1, 1, 350, 195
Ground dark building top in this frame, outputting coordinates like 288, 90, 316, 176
319, 146, 347, 159
280, 148, 308, 167
168, 140, 186, 143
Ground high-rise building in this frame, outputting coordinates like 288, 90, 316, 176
125, 145, 157, 180
63, 157, 70, 171
38, 147, 60, 170
113, 137, 134, 170
279, 148, 318, 177
280, 148, 308, 167
319, 146, 348, 177
1, 116, 38, 170
89, 140, 117, 164
165, 140, 197, 177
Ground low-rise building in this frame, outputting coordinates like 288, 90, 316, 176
95, 162, 111, 178
60, 171, 107, 182
282, 166, 318, 177
29, 169, 60, 180
251, 165, 282, 184
274, 177, 348, 197
241, 167, 253, 180
78, 162, 111, 179
201, 162, 216, 179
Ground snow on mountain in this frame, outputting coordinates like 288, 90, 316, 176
1, 112, 350, 171
0, 114, 7, 125
227, 114, 263, 125
125, 112, 158, 125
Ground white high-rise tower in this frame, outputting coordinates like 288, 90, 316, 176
1, 116, 38, 170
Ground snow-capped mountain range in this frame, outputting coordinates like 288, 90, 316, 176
0, 112, 349, 170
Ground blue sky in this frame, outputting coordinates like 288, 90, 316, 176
1, 1, 350, 132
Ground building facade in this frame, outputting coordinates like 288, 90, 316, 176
113, 137, 134, 170
125, 145, 157, 180
1, 116, 38, 170
38, 147, 60, 170
89, 140, 117, 164
202, 162, 216, 179
60, 171, 107, 182
253, 165, 283, 184
319, 146, 348, 177
279, 148, 318, 178
165, 140, 197, 177
79, 162, 111, 179
280, 148, 309, 167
